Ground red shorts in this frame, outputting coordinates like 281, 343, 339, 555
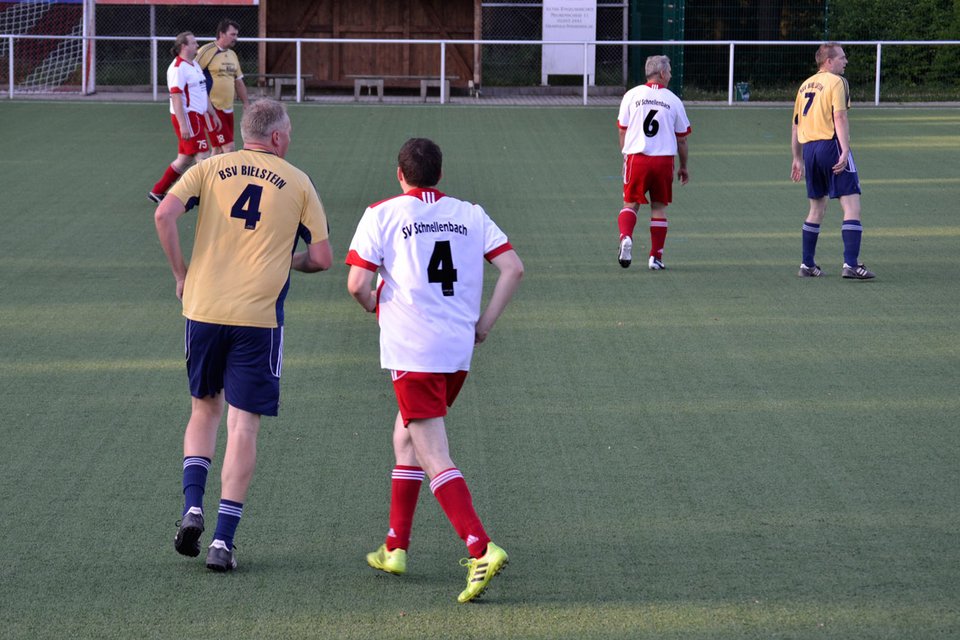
208, 109, 234, 147
171, 112, 210, 156
391, 370, 468, 425
623, 154, 674, 205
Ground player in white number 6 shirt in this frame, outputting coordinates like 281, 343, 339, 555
615, 54, 691, 270
346, 138, 524, 603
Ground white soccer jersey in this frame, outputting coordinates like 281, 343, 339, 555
346, 188, 512, 373
618, 83, 692, 156
167, 56, 208, 115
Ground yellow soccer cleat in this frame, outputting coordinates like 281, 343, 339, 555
366, 544, 407, 575
457, 542, 508, 603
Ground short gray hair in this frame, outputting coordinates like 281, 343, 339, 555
240, 98, 290, 141
645, 55, 671, 79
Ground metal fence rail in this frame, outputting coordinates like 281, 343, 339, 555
3, 34, 959, 105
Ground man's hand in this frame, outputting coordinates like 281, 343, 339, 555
791, 158, 804, 182
832, 150, 849, 174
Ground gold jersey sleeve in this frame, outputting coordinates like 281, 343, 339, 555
170, 149, 329, 328
196, 43, 243, 111
793, 71, 850, 144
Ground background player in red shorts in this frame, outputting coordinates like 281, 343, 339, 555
197, 18, 249, 155
148, 31, 221, 203
346, 138, 524, 603
615, 54, 691, 270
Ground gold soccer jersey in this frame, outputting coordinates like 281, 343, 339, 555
793, 71, 850, 143
196, 43, 243, 111
169, 149, 329, 328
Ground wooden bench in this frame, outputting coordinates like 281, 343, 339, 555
346, 75, 385, 101
249, 74, 313, 101
346, 75, 459, 102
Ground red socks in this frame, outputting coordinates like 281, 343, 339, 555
650, 217, 668, 259
385, 465, 424, 551
617, 208, 637, 240
152, 163, 183, 196
430, 468, 490, 558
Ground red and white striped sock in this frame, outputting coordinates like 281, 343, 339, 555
386, 465, 424, 551
650, 217, 669, 259
430, 468, 490, 558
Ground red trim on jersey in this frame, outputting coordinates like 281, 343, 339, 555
367, 187, 446, 210
406, 187, 446, 202
617, 122, 627, 130
676, 126, 692, 138
484, 242, 513, 262
173, 56, 185, 68
345, 249, 378, 271
645, 82, 664, 89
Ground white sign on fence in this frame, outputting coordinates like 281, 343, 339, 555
541, 0, 597, 85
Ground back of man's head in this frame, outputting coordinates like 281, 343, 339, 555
241, 98, 289, 142
816, 42, 841, 68
398, 138, 442, 188
645, 55, 670, 80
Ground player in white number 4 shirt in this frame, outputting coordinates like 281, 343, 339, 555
615, 54, 691, 270
346, 138, 524, 603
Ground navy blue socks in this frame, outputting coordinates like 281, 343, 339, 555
841, 219, 863, 266
801, 222, 820, 266
182, 456, 211, 516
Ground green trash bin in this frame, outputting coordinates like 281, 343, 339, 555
735, 82, 750, 102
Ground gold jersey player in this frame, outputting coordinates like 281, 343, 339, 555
791, 42, 875, 279
155, 98, 333, 572
196, 19, 249, 154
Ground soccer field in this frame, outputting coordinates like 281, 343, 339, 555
1, 101, 958, 639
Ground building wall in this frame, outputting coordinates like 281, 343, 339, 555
265, 0, 475, 87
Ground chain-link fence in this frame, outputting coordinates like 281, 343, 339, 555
94, 3, 258, 90
3, 0, 958, 101
0, 0, 258, 93
481, 1, 628, 87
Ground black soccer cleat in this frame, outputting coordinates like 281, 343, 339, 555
174, 510, 204, 557
798, 263, 824, 277
842, 263, 876, 280
205, 540, 238, 572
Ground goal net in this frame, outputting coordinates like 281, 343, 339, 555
1, 0, 88, 93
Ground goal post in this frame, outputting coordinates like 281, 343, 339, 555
0, 0, 94, 94
1, 0, 258, 95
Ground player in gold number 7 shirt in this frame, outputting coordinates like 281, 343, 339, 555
791, 42, 875, 280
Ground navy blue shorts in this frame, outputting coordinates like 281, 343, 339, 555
184, 319, 284, 416
803, 138, 861, 199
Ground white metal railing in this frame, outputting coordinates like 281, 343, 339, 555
3, 35, 959, 105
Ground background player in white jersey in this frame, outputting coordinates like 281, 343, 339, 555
346, 138, 523, 603
155, 98, 332, 572
615, 55, 691, 270
148, 31, 221, 204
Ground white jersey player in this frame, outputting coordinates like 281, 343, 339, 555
346, 138, 523, 603
347, 186, 512, 373
614, 54, 691, 271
